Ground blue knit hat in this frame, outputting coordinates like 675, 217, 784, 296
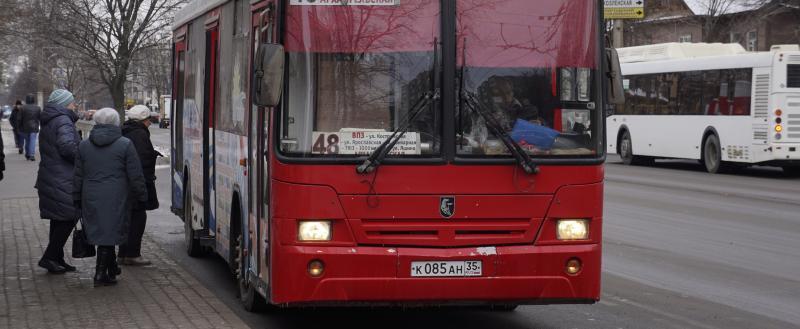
48, 89, 75, 108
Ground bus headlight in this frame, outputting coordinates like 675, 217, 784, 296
556, 219, 589, 240
298, 221, 332, 241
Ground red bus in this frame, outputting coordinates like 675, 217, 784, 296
171, 0, 618, 310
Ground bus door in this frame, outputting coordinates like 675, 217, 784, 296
204, 17, 220, 234
172, 30, 187, 212
249, 1, 276, 285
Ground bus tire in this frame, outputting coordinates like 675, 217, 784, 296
619, 130, 651, 166
702, 134, 722, 174
184, 179, 204, 257
235, 230, 265, 312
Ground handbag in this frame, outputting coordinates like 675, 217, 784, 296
72, 219, 96, 258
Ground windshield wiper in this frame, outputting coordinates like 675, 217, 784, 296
357, 38, 440, 175
463, 92, 539, 175
356, 89, 440, 174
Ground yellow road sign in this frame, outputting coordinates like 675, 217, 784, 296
605, 7, 645, 19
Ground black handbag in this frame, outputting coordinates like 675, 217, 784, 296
72, 219, 96, 258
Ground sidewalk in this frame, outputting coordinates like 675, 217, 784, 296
1, 122, 249, 329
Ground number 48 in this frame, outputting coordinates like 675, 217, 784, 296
312, 134, 340, 154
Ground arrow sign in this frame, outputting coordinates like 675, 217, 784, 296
604, 0, 645, 19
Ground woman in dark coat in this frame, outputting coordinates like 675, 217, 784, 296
74, 108, 147, 286
119, 105, 160, 266
9, 100, 24, 153
35, 89, 81, 274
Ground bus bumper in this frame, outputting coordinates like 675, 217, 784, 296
771, 143, 800, 162
270, 243, 601, 306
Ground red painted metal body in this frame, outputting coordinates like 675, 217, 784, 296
269, 161, 604, 305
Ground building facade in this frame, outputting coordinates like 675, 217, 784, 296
622, 0, 800, 51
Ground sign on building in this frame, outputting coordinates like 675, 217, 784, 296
604, 0, 645, 19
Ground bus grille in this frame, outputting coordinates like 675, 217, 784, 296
788, 64, 800, 88
349, 218, 539, 247
753, 74, 770, 119
753, 125, 768, 142
788, 114, 800, 139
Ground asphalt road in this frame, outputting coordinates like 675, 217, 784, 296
141, 125, 800, 329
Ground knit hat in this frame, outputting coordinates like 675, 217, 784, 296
48, 89, 75, 108
127, 105, 152, 121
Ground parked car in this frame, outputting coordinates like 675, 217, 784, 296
1, 106, 11, 120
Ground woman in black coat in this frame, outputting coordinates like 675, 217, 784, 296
119, 105, 160, 266
74, 108, 147, 286
35, 89, 81, 274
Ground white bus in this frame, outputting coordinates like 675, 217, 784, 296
607, 42, 800, 174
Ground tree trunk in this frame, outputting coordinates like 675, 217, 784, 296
110, 79, 126, 120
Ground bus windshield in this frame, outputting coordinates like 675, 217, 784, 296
280, 1, 441, 158
456, 0, 599, 158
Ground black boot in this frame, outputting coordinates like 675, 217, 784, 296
38, 258, 67, 274
94, 248, 117, 287
57, 259, 77, 272
108, 249, 121, 279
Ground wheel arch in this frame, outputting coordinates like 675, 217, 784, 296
701, 126, 720, 160
616, 124, 630, 155
229, 186, 245, 273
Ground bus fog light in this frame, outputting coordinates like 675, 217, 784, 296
298, 221, 332, 241
775, 125, 783, 132
556, 219, 589, 240
308, 260, 325, 277
565, 258, 582, 275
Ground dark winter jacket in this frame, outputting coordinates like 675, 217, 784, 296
9, 106, 22, 131
74, 124, 148, 246
20, 104, 42, 133
122, 120, 159, 210
35, 105, 81, 221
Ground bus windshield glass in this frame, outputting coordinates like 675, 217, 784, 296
281, 1, 441, 158
456, 0, 599, 158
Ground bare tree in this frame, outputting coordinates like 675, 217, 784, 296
46, 0, 185, 117
689, 0, 768, 41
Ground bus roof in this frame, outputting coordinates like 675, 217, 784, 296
173, 0, 227, 31
622, 51, 776, 75
618, 43, 748, 63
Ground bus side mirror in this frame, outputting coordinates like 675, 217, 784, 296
605, 48, 625, 106
254, 43, 285, 107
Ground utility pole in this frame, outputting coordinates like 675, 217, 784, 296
613, 19, 625, 48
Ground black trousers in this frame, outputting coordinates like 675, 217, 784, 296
42, 220, 77, 261
119, 209, 147, 258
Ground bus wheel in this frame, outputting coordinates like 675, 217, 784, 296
235, 233, 265, 312
184, 182, 204, 257
703, 135, 722, 174
619, 131, 650, 165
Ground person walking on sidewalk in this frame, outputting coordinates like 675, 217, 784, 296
1, 122, 5, 181
9, 100, 24, 154
20, 94, 42, 161
35, 89, 81, 274
74, 108, 148, 286
119, 105, 160, 266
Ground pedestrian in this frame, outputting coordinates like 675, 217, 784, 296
74, 108, 148, 286
119, 105, 160, 266
0, 122, 5, 182
9, 100, 24, 154
35, 89, 81, 274
20, 94, 42, 161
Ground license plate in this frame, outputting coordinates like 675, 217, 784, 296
410, 261, 482, 277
